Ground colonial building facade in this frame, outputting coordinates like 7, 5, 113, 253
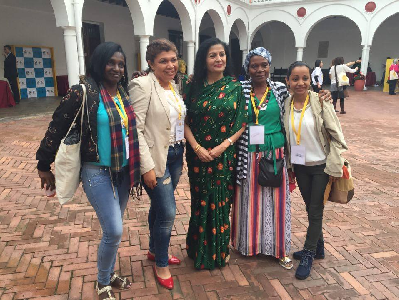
0, 0, 398, 86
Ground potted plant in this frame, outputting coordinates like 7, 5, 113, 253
353, 73, 365, 91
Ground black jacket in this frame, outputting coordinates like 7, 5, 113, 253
4, 52, 18, 79
36, 77, 101, 171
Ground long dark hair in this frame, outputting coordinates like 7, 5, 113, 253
333, 57, 344, 91
86, 42, 129, 92
189, 38, 233, 99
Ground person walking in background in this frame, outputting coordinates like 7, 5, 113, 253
329, 57, 358, 114
284, 61, 347, 280
232, 47, 293, 270
388, 58, 399, 95
3, 45, 20, 104
184, 38, 247, 270
129, 39, 186, 290
37, 42, 140, 300
311, 60, 324, 93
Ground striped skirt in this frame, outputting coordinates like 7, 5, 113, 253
231, 148, 291, 258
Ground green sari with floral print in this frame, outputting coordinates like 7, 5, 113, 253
184, 76, 247, 270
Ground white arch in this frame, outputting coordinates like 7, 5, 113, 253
50, 0, 74, 27
301, 4, 367, 47
249, 10, 299, 46
125, 0, 149, 36
162, 0, 195, 41
227, 7, 249, 50
369, 1, 399, 46
197, 3, 228, 43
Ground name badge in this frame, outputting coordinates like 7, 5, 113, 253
249, 125, 264, 145
175, 120, 185, 141
125, 137, 130, 159
291, 145, 306, 165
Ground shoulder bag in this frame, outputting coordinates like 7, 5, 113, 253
55, 84, 86, 205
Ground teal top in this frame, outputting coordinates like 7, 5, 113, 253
91, 94, 128, 167
248, 92, 285, 153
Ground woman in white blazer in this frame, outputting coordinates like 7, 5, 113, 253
129, 39, 186, 290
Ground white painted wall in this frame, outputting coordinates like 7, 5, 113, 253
303, 17, 362, 70
82, 0, 137, 73
0, 0, 66, 77
370, 13, 399, 81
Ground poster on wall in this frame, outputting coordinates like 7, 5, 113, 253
14, 46, 58, 99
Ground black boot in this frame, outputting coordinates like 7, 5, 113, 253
295, 249, 315, 280
293, 239, 324, 260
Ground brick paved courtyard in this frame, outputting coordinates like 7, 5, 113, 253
0, 89, 398, 299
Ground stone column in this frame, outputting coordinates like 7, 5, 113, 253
242, 49, 248, 65
63, 27, 79, 85
361, 45, 371, 76
73, 0, 85, 75
139, 35, 150, 71
296, 47, 304, 62
186, 41, 195, 75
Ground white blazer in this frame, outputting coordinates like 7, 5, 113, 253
128, 72, 179, 177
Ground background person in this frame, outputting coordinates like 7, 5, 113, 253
388, 58, 399, 95
36, 42, 140, 300
3, 45, 20, 104
311, 60, 323, 93
329, 57, 358, 114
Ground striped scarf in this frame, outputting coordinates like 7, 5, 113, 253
99, 84, 140, 188
236, 79, 289, 184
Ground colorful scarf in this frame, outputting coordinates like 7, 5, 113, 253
99, 84, 140, 188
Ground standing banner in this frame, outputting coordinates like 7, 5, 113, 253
13, 46, 58, 99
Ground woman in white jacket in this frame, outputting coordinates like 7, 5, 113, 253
329, 57, 358, 114
311, 60, 323, 93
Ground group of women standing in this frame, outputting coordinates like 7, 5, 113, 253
37, 37, 347, 299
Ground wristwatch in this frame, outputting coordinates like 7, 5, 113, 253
227, 138, 234, 146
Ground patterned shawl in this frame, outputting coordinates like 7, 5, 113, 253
99, 84, 140, 188
236, 78, 289, 184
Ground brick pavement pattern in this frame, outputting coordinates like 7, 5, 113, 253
0, 90, 398, 299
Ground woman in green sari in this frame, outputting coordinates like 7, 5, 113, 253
184, 38, 247, 270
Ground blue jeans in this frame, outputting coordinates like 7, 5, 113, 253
144, 143, 184, 267
81, 163, 130, 285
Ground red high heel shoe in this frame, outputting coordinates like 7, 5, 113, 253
147, 252, 181, 265
153, 265, 174, 290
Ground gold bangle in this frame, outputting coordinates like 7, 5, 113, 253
194, 144, 201, 152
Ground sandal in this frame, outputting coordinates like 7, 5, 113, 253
110, 272, 132, 290
279, 256, 293, 270
95, 282, 115, 300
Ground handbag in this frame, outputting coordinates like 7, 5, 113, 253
324, 160, 354, 204
389, 69, 399, 80
54, 84, 86, 205
338, 72, 350, 87
258, 156, 284, 187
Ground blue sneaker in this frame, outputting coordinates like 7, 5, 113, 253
293, 240, 325, 260
295, 249, 314, 280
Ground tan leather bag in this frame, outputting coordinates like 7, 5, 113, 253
324, 160, 354, 205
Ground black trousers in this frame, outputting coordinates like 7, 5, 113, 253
6, 76, 20, 103
388, 79, 398, 95
331, 91, 344, 112
294, 164, 329, 252
312, 85, 321, 93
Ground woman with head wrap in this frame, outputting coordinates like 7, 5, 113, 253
232, 47, 293, 269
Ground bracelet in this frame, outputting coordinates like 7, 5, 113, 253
194, 144, 201, 152
227, 138, 234, 146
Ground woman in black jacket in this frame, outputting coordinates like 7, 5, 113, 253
36, 42, 140, 300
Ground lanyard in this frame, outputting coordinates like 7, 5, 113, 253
168, 82, 183, 120
291, 94, 309, 145
250, 87, 269, 125
113, 91, 129, 133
